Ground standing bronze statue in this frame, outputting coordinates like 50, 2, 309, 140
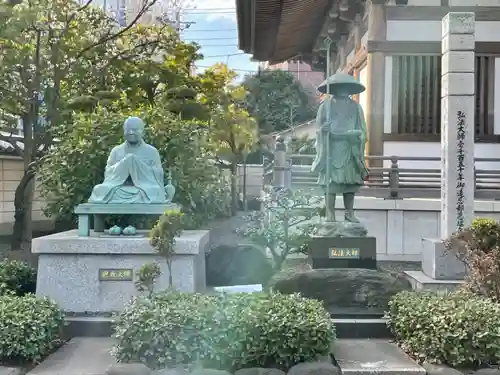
312, 73, 369, 229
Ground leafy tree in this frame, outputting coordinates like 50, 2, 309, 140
242, 69, 317, 134
0, 0, 200, 248
199, 64, 258, 215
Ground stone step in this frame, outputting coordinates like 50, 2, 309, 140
404, 270, 463, 293
333, 339, 425, 375
65, 316, 392, 340
333, 319, 391, 339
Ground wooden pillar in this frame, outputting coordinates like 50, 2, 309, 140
352, 14, 363, 102
354, 14, 362, 53
365, 0, 386, 167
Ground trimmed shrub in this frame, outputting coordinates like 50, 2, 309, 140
0, 294, 65, 363
0, 259, 37, 296
445, 218, 500, 300
205, 245, 273, 287
112, 291, 335, 371
386, 291, 500, 366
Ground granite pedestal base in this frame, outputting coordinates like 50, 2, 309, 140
421, 238, 466, 280
32, 229, 209, 313
308, 236, 377, 269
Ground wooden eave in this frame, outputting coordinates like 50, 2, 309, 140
236, 0, 366, 66
236, 0, 282, 61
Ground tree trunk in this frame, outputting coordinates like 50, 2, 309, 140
11, 167, 35, 250
230, 160, 238, 216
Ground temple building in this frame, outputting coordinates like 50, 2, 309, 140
236, 0, 500, 169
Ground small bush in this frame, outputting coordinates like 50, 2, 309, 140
0, 294, 65, 363
387, 291, 500, 366
445, 218, 500, 300
113, 291, 335, 371
469, 218, 500, 252
0, 259, 36, 296
205, 245, 273, 287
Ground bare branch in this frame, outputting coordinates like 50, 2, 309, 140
103, 40, 160, 69
76, 0, 160, 59
77, 0, 94, 12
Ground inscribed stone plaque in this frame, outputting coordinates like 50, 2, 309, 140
309, 236, 376, 269
329, 247, 361, 259
99, 269, 134, 281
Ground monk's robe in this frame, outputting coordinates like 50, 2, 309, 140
88, 141, 166, 204
311, 96, 369, 194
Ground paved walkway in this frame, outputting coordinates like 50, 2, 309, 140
0, 338, 426, 375
28, 338, 115, 375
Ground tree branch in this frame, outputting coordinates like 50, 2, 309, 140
77, 0, 94, 12
75, 0, 160, 59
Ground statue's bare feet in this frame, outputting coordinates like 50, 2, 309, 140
344, 212, 360, 223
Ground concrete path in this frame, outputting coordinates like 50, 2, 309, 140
24, 338, 425, 375
333, 339, 425, 375
28, 338, 115, 375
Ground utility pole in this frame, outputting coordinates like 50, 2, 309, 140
175, 7, 181, 32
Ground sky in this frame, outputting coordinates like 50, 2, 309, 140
180, 0, 259, 80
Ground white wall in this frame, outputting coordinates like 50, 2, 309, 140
0, 156, 53, 236
383, 142, 500, 169
386, 20, 500, 41
274, 196, 500, 262
237, 164, 264, 198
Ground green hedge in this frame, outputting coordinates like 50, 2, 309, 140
387, 291, 500, 366
113, 291, 335, 371
0, 294, 65, 363
0, 259, 36, 296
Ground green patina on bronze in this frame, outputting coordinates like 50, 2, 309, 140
312, 73, 369, 236
76, 116, 177, 236
89, 116, 175, 204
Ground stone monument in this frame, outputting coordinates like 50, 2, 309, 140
405, 12, 474, 291
308, 73, 376, 270
33, 116, 209, 313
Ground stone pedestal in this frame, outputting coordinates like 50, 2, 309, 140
421, 238, 466, 280
32, 229, 209, 313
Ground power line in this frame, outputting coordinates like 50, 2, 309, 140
183, 28, 236, 32
194, 65, 324, 74
182, 11, 235, 14
184, 37, 237, 41
185, 8, 235, 11
201, 52, 246, 58
195, 65, 258, 72
199, 44, 239, 47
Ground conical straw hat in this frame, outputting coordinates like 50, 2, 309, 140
317, 72, 366, 95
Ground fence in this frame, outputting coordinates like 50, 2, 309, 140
265, 138, 500, 200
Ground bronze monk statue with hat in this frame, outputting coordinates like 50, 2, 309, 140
311, 72, 369, 235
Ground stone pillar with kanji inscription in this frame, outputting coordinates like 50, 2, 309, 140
420, 13, 475, 283
440, 12, 475, 240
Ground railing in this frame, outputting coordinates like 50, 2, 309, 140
265, 139, 500, 199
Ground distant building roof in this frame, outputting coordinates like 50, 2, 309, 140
0, 132, 23, 155
271, 119, 315, 136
